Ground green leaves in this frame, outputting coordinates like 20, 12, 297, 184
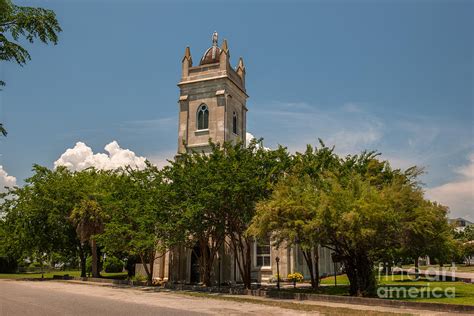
70, 199, 108, 243
0, 0, 62, 135
0, 137, 454, 291
0, 33, 30, 64
0, 0, 61, 65
249, 139, 452, 296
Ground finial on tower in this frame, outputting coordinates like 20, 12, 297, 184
212, 31, 218, 46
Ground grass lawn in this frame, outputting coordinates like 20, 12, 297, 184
0, 270, 128, 279
318, 274, 474, 306
401, 264, 474, 273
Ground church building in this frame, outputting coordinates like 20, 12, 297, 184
137, 32, 337, 285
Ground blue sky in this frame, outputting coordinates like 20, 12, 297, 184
1, 0, 473, 219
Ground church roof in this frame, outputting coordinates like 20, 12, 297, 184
200, 31, 221, 65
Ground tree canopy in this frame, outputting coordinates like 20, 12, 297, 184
0, 139, 455, 296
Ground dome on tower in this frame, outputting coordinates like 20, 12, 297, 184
200, 31, 221, 65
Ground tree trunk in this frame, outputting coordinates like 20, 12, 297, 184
126, 255, 137, 277
199, 238, 213, 287
346, 261, 358, 296
414, 257, 420, 280
355, 257, 376, 296
147, 250, 155, 286
244, 239, 252, 288
302, 249, 318, 289
78, 243, 87, 278
344, 254, 376, 297
139, 251, 154, 285
314, 246, 320, 288
230, 234, 252, 289
90, 239, 99, 278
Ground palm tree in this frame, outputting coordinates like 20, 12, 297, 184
70, 198, 107, 278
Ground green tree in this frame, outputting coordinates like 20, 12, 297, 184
453, 225, 474, 265
0, 165, 119, 278
425, 203, 455, 267
251, 174, 321, 288
398, 195, 452, 274
249, 141, 339, 289
222, 140, 290, 289
251, 145, 441, 297
0, 0, 61, 84
465, 226, 474, 241
317, 172, 403, 296
70, 198, 108, 278
66, 168, 113, 277
1, 0, 61, 135
0, 166, 83, 275
165, 144, 228, 286
99, 164, 174, 285
167, 140, 289, 288
463, 241, 474, 266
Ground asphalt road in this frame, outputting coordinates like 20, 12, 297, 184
0, 280, 200, 316
0, 279, 302, 316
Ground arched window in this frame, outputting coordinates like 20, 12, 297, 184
197, 104, 209, 130
232, 111, 238, 135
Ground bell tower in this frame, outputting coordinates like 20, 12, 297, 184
177, 32, 248, 154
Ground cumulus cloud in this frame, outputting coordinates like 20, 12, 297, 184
54, 141, 147, 171
146, 150, 176, 169
425, 153, 474, 221
0, 165, 16, 191
246, 132, 271, 151
246, 132, 257, 147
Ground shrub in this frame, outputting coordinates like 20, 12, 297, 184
29, 261, 42, 268
288, 272, 304, 288
130, 274, 146, 282
104, 256, 124, 273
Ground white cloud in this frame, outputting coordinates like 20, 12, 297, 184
246, 132, 271, 151
456, 153, 474, 178
246, 132, 257, 147
0, 165, 16, 191
425, 153, 474, 221
327, 126, 382, 156
251, 101, 384, 154
54, 141, 147, 171
146, 150, 175, 169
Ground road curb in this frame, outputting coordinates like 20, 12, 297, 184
252, 289, 474, 313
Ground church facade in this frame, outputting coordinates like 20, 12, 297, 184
137, 33, 337, 284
